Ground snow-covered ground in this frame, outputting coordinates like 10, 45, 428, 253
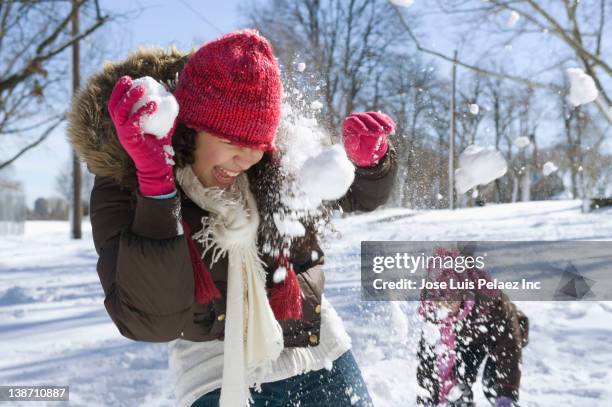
1, 200, 611, 406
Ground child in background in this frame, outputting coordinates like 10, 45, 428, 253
417, 247, 529, 407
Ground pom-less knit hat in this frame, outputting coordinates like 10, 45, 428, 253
174, 29, 282, 152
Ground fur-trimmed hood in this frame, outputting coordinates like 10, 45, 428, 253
68, 47, 191, 189
68, 46, 326, 260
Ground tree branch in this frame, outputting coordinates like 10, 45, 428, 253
523, 0, 612, 75
0, 115, 64, 170
391, 4, 560, 92
0, 2, 108, 93
595, 0, 605, 57
394, 1, 612, 124
1, 112, 64, 134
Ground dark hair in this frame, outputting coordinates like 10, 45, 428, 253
171, 122, 331, 266
171, 122, 287, 262
172, 122, 276, 171
171, 121, 280, 241
172, 122, 198, 168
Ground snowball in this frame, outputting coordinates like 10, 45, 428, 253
310, 100, 324, 110
298, 144, 355, 203
277, 106, 325, 175
163, 145, 175, 156
513, 136, 531, 149
434, 306, 450, 320
389, 0, 414, 7
457, 364, 466, 377
434, 342, 447, 356
471, 189, 479, 199
163, 144, 175, 166
436, 193, 443, 201
275, 101, 340, 211
507, 10, 520, 27
455, 145, 508, 194
130, 76, 179, 138
297, 62, 306, 72
416, 386, 431, 399
422, 321, 440, 346
273, 266, 287, 284
566, 68, 598, 106
273, 213, 306, 238
543, 161, 558, 176
447, 385, 464, 402
469, 103, 479, 115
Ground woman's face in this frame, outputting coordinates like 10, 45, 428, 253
191, 131, 264, 189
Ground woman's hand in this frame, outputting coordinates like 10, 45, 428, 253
108, 75, 176, 196
342, 111, 395, 167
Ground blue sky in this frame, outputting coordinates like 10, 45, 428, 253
10, 0, 258, 207
6, 1, 609, 206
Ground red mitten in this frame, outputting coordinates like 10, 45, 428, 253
108, 75, 176, 196
342, 111, 396, 167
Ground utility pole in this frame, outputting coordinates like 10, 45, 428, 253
449, 50, 457, 210
71, 0, 82, 239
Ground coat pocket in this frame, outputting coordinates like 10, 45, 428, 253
192, 302, 214, 324
178, 302, 220, 341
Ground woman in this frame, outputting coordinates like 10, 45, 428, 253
417, 248, 529, 407
68, 30, 397, 406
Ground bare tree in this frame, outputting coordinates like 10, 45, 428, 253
55, 159, 93, 215
484, 75, 523, 202
559, 95, 610, 199
383, 54, 442, 207
392, 0, 612, 124
0, 0, 109, 170
246, 0, 612, 208
456, 72, 486, 149
245, 0, 411, 138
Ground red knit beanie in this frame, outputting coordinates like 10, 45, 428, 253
174, 29, 282, 152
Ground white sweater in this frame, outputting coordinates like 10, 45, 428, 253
168, 296, 352, 407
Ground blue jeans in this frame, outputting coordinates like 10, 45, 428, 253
191, 350, 374, 406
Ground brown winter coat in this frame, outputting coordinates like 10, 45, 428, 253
417, 293, 529, 404
68, 48, 397, 347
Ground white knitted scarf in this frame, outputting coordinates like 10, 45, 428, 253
175, 165, 284, 407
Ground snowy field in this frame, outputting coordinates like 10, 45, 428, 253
1, 200, 612, 406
